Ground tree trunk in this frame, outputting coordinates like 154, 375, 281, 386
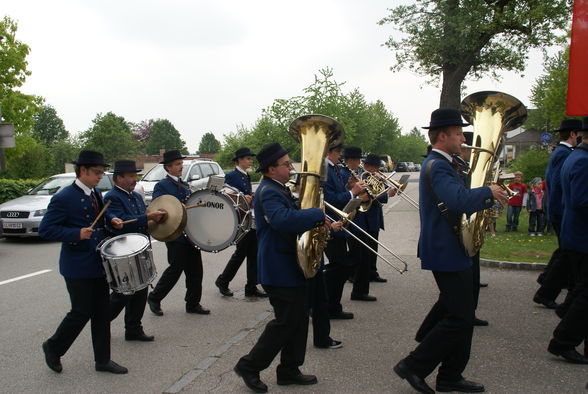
439, 70, 463, 109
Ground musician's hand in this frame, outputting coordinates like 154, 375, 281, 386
147, 209, 167, 223
80, 227, 94, 240
347, 176, 357, 190
351, 181, 366, 196
387, 188, 397, 197
111, 218, 123, 230
359, 192, 371, 202
244, 195, 253, 204
489, 184, 509, 205
330, 221, 343, 232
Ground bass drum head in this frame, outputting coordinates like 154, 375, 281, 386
184, 190, 239, 252
101, 233, 150, 257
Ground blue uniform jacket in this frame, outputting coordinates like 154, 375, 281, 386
545, 143, 573, 223
353, 192, 388, 233
560, 146, 588, 254
324, 163, 352, 238
254, 177, 325, 287
418, 152, 494, 272
152, 176, 191, 244
39, 183, 114, 279
104, 187, 149, 236
224, 168, 252, 195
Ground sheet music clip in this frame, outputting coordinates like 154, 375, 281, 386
207, 175, 225, 192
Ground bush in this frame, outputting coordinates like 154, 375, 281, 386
508, 149, 550, 183
0, 178, 44, 204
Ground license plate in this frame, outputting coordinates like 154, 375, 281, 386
3, 222, 23, 229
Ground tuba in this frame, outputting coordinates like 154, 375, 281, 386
459, 91, 527, 257
288, 114, 345, 278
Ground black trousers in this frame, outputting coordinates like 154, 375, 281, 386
218, 230, 258, 290
324, 237, 351, 314
472, 253, 481, 310
237, 285, 309, 374
405, 268, 474, 381
309, 269, 331, 347
536, 221, 572, 301
110, 287, 147, 334
149, 242, 203, 307
46, 277, 111, 364
349, 231, 373, 296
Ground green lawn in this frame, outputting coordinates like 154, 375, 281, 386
479, 208, 557, 263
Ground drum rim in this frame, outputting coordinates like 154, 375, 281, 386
100, 232, 150, 257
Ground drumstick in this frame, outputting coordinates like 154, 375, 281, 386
121, 218, 139, 225
185, 202, 206, 209
89, 200, 111, 229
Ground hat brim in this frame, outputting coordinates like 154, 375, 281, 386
160, 156, 187, 164
422, 121, 470, 130
232, 153, 256, 161
255, 148, 290, 172
71, 161, 110, 167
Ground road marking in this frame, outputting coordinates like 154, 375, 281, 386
0, 269, 52, 286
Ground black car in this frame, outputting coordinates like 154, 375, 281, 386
395, 162, 409, 172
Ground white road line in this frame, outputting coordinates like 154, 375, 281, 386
0, 269, 52, 286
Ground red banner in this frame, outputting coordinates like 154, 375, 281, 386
567, 0, 588, 115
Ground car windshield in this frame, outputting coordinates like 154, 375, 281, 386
141, 163, 189, 182
28, 175, 112, 195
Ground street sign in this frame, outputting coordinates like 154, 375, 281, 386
540, 132, 552, 144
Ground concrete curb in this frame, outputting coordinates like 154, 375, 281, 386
480, 258, 546, 270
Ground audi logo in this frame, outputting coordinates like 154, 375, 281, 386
6, 212, 19, 218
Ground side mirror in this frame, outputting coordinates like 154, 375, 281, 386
190, 174, 201, 181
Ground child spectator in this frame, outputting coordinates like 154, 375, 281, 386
527, 177, 546, 236
506, 171, 527, 232
488, 200, 503, 237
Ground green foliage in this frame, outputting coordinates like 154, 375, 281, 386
198, 132, 221, 154
0, 178, 43, 204
32, 105, 68, 145
3, 134, 48, 179
144, 119, 188, 155
508, 149, 550, 183
46, 139, 80, 175
80, 112, 138, 162
392, 132, 429, 163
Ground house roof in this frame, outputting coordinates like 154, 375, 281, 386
505, 129, 543, 143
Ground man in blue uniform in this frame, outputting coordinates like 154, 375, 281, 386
147, 150, 209, 316
105, 160, 166, 342
394, 109, 507, 394
534, 118, 583, 309
215, 147, 266, 298
234, 143, 327, 393
39, 150, 128, 374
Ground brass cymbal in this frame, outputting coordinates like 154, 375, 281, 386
147, 195, 187, 242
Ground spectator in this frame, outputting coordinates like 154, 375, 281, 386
487, 200, 503, 237
506, 171, 527, 232
527, 177, 546, 236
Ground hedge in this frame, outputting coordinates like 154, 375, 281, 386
0, 179, 44, 204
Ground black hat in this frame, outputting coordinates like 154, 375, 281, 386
343, 146, 362, 159
422, 108, 470, 129
554, 118, 583, 133
113, 160, 141, 174
71, 150, 109, 167
160, 149, 186, 164
256, 142, 289, 172
363, 153, 381, 167
463, 131, 474, 146
232, 147, 256, 161
329, 142, 344, 151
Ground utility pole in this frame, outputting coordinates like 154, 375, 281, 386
0, 105, 16, 173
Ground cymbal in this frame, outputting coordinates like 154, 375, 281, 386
147, 195, 187, 242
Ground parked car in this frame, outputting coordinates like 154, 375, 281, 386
414, 163, 422, 171
137, 159, 224, 205
406, 162, 417, 172
395, 162, 409, 172
0, 172, 114, 238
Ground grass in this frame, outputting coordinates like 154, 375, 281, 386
479, 208, 557, 263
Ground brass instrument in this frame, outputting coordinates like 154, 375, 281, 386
339, 162, 374, 212
359, 167, 420, 210
459, 91, 527, 256
288, 114, 345, 278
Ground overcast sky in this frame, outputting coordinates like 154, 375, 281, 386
4, 0, 561, 153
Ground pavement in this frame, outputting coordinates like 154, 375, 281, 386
0, 172, 586, 393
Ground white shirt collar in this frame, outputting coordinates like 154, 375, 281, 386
326, 158, 335, 167
236, 166, 248, 175
167, 174, 179, 182
432, 148, 453, 163
116, 185, 133, 196
560, 141, 573, 148
75, 179, 93, 196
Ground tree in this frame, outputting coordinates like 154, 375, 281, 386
379, 0, 572, 108
3, 134, 48, 179
198, 132, 221, 154
391, 130, 429, 164
31, 105, 68, 145
131, 119, 153, 143
46, 138, 80, 175
144, 119, 188, 155
80, 112, 137, 162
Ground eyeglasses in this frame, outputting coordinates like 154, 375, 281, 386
276, 161, 294, 168
89, 168, 105, 176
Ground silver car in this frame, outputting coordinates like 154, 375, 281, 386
0, 172, 114, 238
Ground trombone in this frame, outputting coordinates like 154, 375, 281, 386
365, 170, 420, 210
324, 201, 408, 274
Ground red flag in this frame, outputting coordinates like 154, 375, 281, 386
567, 0, 588, 115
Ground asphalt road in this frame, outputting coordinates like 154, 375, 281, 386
0, 172, 585, 393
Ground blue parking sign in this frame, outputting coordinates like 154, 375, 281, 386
540, 132, 552, 143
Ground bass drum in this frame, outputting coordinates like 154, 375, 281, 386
184, 186, 252, 252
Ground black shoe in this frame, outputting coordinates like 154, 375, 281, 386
393, 360, 434, 394
315, 339, 343, 349
245, 287, 268, 298
436, 378, 485, 392
215, 277, 233, 297
533, 293, 558, 309
277, 373, 318, 386
548, 344, 588, 364
125, 330, 155, 342
147, 296, 163, 316
186, 304, 210, 314
479, 283, 488, 288
329, 311, 354, 319
95, 360, 128, 374
233, 365, 268, 393
370, 276, 388, 283
350, 294, 377, 301
42, 341, 62, 373
474, 317, 489, 326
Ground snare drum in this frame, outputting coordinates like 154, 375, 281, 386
100, 233, 156, 295
184, 186, 252, 252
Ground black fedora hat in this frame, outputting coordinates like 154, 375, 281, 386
71, 150, 109, 167
232, 147, 256, 161
343, 146, 362, 159
160, 149, 186, 164
113, 160, 141, 174
422, 108, 470, 129
578, 116, 588, 131
363, 153, 381, 167
554, 118, 583, 133
256, 142, 289, 172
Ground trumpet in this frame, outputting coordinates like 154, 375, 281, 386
360, 168, 420, 210
339, 162, 374, 212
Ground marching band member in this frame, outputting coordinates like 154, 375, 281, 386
215, 147, 267, 298
104, 160, 166, 342
147, 150, 209, 316
394, 109, 507, 394
39, 150, 128, 374
234, 143, 327, 392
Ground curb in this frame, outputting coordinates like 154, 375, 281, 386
480, 258, 546, 270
